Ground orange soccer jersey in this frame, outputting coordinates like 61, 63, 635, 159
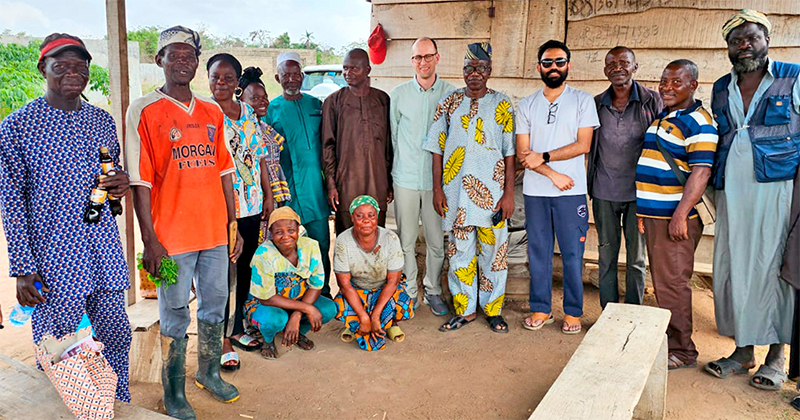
125, 89, 235, 255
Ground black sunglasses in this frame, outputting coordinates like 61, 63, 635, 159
539, 58, 569, 69
463, 65, 490, 75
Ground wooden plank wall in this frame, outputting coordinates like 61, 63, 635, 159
370, 0, 800, 105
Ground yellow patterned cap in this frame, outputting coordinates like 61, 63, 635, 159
722, 9, 771, 40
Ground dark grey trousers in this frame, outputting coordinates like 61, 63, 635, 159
592, 199, 646, 308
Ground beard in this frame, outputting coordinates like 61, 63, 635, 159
729, 46, 768, 74
541, 69, 568, 88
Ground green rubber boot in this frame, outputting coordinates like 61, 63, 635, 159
160, 335, 196, 420
194, 319, 240, 403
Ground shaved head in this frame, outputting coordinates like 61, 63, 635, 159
344, 48, 369, 65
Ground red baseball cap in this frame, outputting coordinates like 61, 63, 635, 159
38, 33, 92, 63
368, 24, 387, 65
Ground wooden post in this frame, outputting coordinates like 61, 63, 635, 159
105, 0, 136, 306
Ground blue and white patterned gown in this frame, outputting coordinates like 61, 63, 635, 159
0, 97, 132, 402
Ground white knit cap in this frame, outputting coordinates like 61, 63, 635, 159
276, 51, 302, 68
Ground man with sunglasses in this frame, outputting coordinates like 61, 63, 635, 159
423, 42, 516, 334
389, 38, 454, 315
587, 46, 661, 310
517, 40, 599, 335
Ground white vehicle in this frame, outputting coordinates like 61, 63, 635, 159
301, 64, 345, 102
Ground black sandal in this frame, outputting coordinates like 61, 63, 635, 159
295, 333, 315, 351
438, 315, 474, 332
487, 315, 509, 334
260, 341, 278, 360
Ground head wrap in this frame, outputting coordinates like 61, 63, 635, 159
157, 25, 202, 56
38, 33, 92, 63
268, 206, 301, 229
722, 9, 771, 40
206, 53, 242, 78
465, 42, 492, 61
238, 66, 264, 94
277, 51, 302, 68
349, 195, 380, 214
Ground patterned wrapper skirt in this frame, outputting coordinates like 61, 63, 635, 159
334, 277, 414, 351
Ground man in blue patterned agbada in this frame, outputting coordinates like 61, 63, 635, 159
0, 33, 132, 401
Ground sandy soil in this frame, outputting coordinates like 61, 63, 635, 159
1, 229, 799, 420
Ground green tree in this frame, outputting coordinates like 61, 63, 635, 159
301, 31, 315, 49
270, 32, 291, 49
0, 41, 113, 120
127, 26, 161, 59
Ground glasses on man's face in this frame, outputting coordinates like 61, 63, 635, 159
539, 58, 569, 69
463, 65, 490, 75
412, 53, 437, 63
547, 103, 559, 124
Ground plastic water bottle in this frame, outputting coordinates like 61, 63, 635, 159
8, 280, 43, 327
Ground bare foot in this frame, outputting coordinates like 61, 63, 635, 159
221, 338, 238, 368
562, 315, 582, 334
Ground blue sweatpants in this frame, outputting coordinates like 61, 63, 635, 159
524, 194, 589, 317
246, 296, 337, 342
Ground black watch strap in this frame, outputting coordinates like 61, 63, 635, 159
543, 152, 551, 163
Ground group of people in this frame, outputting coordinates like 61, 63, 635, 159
2, 7, 800, 419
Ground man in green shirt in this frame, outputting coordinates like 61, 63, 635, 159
265, 52, 333, 297
390, 37, 454, 315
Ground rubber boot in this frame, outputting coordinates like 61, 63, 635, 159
194, 319, 240, 403
160, 335, 196, 420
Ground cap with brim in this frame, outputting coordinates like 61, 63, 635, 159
277, 51, 302, 68
39, 37, 92, 62
268, 206, 302, 229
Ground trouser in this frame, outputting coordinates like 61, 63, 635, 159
592, 198, 646, 308
335, 210, 386, 235
303, 217, 332, 297
245, 296, 337, 341
525, 194, 589, 318
31, 288, 132, 402
643, 217, 702, 364
224, 214, 260, 338
159, 245, 228, 339
393, 184, 445, 298
447, 224, 509, 317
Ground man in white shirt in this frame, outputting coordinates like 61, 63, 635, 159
516, 40, 599, 335
389, 38, 454, 315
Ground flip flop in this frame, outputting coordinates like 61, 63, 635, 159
340, 328, 355, 342
387, 326, 405, 342
295, 333, 315, 351
230, 333, 262, 352
487, 315, 509, 334
438, 315, 474, 332
522, 314, 554, 331
668, 354, 697, 370
219, 351, 240, 371
749, 365, 786, 391
704, 357, 752, 378
260, 341, 278, 360
791, 395, 800, 411
561, 320, 582, 335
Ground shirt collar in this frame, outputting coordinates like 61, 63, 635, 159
413, 75, 440, 92
729, 57, 774, 84
659, 99, 704, 118
599, 80, 641, 108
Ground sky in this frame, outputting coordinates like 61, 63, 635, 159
0, 0, 373, 49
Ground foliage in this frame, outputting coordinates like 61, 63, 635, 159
271, 32, 292, 49
0, 40, 113, 120
89, 64, 110, 97
0, 41, 41, 120
136, 253, 179, 290
127, 26, 161, 58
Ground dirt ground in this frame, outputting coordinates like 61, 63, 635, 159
1, 232, 799, 420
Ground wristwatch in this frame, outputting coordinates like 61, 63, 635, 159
543, 152, 551, 163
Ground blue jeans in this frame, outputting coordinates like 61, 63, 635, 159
525, 195, 589, 317
246, 296, 337, 341
158, 245, 229, 339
